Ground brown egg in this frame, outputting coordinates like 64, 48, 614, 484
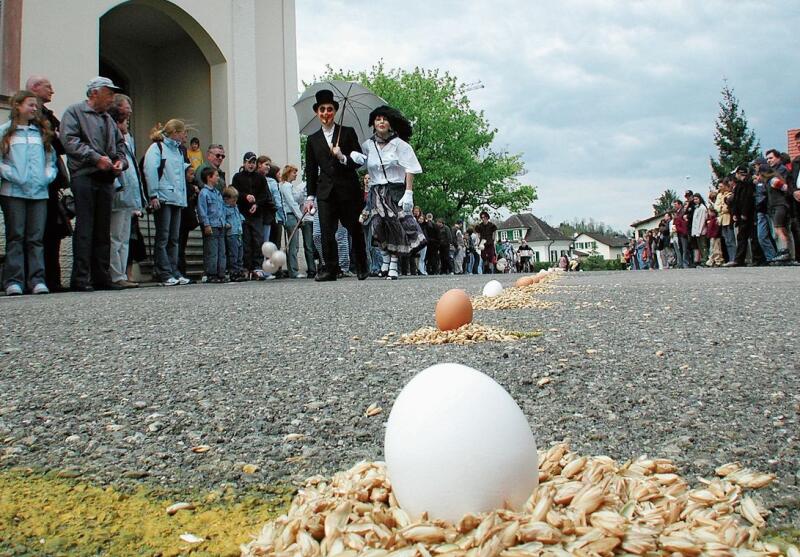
435, 289, 473, 331
515, 276, 534, 287
528, 275, 542, 284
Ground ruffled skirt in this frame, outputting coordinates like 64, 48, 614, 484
365, 182, 425, 254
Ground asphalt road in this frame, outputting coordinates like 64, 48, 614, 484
1, 268, 798, 527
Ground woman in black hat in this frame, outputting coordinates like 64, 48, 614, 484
350, 105, 425, 279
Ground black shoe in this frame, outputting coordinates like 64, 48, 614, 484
314, 271, 337, 282
71, 284, 94, 292
357, 270, 369, 280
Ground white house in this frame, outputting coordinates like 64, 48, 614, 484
496, 213, 572, 263
0, 0, 299, 168
630, 212, 667, 240
573, 232, 629, 260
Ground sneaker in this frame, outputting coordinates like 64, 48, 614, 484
200, 275, 208, 283
32, 283, 50, 295
723, 261, 739, 267
162, 277, 180, 286
296, 273, 306, 279
177, 276, 192, 285
264, 274, 276, 280
5, 283, 23, 296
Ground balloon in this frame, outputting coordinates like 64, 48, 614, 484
262, 259, 276, 274
496, 258, 507, 272
482, 280, 503, 297
385, 363, 538, 523
261, 242, 278, 258
270, 250, 287, 268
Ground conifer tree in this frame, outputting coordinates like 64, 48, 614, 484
710, 82, 760, 183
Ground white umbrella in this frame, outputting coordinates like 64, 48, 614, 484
294, 80, 386, 144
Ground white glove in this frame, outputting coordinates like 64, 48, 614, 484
399, 190, 413, 212
350, 151, 366, 166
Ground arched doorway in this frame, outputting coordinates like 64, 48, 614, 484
99, 0, 226, 155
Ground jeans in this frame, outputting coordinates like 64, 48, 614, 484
153, 204, 182, 281
70, 174, 114, 287
284, 213, 300, 277
721, 225, 736, 262
109, 208, 133, 283
203, 226, 226, 278
756, 212, 777, 261
300, 220, 316, 274
453, 247, 464, 273
416, 245, 428, 275
677, 234, 690, 268
226, 233, 243, 275
0, 196, 47, 290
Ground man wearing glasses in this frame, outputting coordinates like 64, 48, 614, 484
196, 144, 227, 192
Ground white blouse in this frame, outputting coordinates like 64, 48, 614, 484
350, 136, 422, 185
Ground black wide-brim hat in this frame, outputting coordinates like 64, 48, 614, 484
312, 89, 339, 112
368, 105, 412, 141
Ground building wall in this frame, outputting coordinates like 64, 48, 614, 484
788, 128, 800, 160
17, 0, 299, 175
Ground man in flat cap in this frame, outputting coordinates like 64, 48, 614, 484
61, 76, 128, 291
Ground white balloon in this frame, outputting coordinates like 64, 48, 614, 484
261, 241, 278, 258
385, 363, 538, 523
262, 259, 276, 274
496, 258, 507, 272
482, 279, 503, 297
271, 249, 287, 268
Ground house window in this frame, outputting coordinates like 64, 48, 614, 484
534, 251, 540, 262
550, 250, 557, 261
499, 231, 507, 242
592, 241, 597, 249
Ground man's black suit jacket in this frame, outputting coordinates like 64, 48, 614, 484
305, 125, 362, 202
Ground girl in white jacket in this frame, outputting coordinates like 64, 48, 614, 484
0, 90, 58, 295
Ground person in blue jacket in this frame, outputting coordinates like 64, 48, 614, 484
144, 119, 190, 286
0, 90, 58, 295
196, 166, 226, 283
223, 186, 246, 281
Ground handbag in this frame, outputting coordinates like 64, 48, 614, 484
55, 192, 75, 237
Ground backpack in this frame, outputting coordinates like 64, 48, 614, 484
138, 141, 166, 198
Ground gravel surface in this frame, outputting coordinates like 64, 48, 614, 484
1, 268, 799, 527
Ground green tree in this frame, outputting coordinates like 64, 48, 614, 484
558, 218, 622, 238
653, 189, 679, 215
709, 82, 760, 183
309, 63, 535, 223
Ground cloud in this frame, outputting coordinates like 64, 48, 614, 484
296, 0, 800, 232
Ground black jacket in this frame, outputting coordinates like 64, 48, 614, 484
305, 125, 362, 202
730, 177, 755, 220
232, 170, 274, 220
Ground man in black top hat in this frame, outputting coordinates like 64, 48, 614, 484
303, 89, 368, 281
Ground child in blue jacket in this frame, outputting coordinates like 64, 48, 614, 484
0, 90, 58, 295
196, 167, 226, 282
223, 186, 245, 281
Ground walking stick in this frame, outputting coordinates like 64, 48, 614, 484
286, 208, 310, 246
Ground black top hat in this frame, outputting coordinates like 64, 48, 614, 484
368, 105, 413, 141
313, 89, 339, 112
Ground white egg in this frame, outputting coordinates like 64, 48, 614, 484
271, 250, 287, 268
384, 363, 538, 523
262, 259, 276, 274
482, 279, 503, 297
261, 241, 278, 258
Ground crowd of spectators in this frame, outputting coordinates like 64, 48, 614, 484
0, 75, 515, 295
624, 147, 800, 270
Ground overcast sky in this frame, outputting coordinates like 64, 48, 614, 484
295, 0, 799, 231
